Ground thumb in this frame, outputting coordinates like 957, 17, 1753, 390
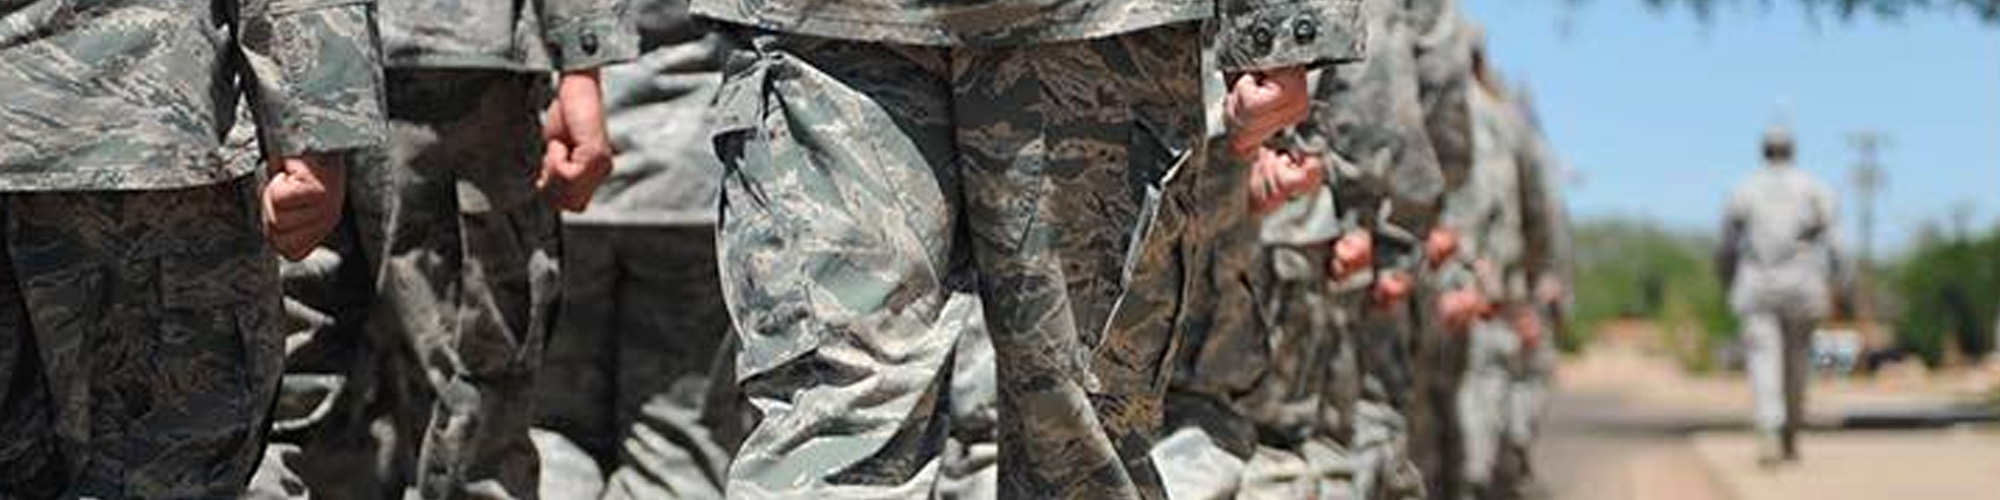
539, 140, 571, 190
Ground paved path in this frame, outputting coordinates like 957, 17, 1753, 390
1532, 321, 2000, 500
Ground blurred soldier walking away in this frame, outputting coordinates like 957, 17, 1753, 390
0, 0, 384, 494
1719, 124, 1839, 467
245, 0, 637, 497
525, 0, 739, 497
692, 0, 1362, 495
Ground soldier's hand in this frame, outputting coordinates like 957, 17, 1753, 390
538, 69, 614, 212
1534, 275, 1566, 306
1512, 308, 1544, 350
1438, 288, 1486, 333
1371, 271, 1412, 310
1426, 228, 1459, 270
263, 155, 346, 261
1329, 230, 1372, 281
1224, 68, 1310, 159
1248, 147, 1324, 215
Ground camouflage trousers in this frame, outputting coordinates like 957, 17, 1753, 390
1348, 299, 1427, 500
247, 69, 561, 500
711, 22, 1212, 499
533, 222, 743, 500
1152, 424, 1359, 500
1454, 315, 1545, 500
535, 223, 734, 465
1152, 243, 1361, 500
0, 178, 280, 499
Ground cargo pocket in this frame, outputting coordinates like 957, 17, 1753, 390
1090, 111, 1198, 398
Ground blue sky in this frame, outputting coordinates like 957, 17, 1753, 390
1466, 0, 2000, 257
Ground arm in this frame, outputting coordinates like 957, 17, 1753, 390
233, 0, 386, 260
534, 0, 641, 211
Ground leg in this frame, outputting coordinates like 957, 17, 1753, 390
711, 32, 961, 498
1455, 320, 1516, 500
954, 22, 1206, 500
1779, 315, 1812, 460
597, 225, 736, 500
0, 200, 65, 498
536, 224, 622, 464
10, 180, 280, 497
347, 69, 560, 500
1740, 311, 1784, 459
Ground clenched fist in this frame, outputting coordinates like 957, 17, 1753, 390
1330, 230, 1372, 281
1437, 288, 1487, 333
539, 69, 614, 212
1225, 68, 1311, 158
1426, 228, 1459, 270
263, 155, 346, 261
1248, 147, 1325, 215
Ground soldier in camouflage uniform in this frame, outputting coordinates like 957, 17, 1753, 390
1152, 0, 1442, 496
247, 0, 638, 497
1406, 3, 1481, 497
0, 0, 384, 495
1502, 88, 1570, 497
1440, 39, 1563, 500
693, 0, 1363, 496
525, 1, 735, 495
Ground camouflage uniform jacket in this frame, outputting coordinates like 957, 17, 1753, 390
692, 0, 1364, 72
379, 0, 638, 71
0, 0, 386, 191
1441, 82, 1528, 303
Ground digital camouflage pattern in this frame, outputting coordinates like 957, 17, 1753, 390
1, 0, 378, 495
1283, 0, 1443, 497
708, 5, 1363, 491
0, 0, 384, 190
691, 0, 1360, 73
1447, 70, 1574, 499
535, 225, 733, 465
0, 180, 280, 498
248, 71, 563, 500
378, 0, 638, 71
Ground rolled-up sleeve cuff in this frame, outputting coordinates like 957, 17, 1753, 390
1216, 0, 1364, 73
544, 11, 640, 71
245, 2, 387, 157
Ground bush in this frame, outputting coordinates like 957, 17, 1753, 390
1569, 218, 1736, 369
1888, 229, 2000, 365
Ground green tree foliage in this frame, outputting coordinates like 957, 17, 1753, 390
1888, 228, 2000, 365
1569, 218, 1736, 368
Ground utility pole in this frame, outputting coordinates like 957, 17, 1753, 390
1848, 131, 1887, 267
1846, 131, 1888, 341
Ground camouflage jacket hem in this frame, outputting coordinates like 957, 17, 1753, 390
562, 209, 718, 226
689, 1, 1209, 47
0, 161, 256, 193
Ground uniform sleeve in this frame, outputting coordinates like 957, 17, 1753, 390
1214, 0, 1366, 73
537, 0, 640, 71
235, 0, 387, 157
1514, 121, 1560, 284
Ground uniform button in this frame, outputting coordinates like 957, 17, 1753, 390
581, 33, 600, 55
1250, 22, 1275, 52
1294, 18, 1318, 43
